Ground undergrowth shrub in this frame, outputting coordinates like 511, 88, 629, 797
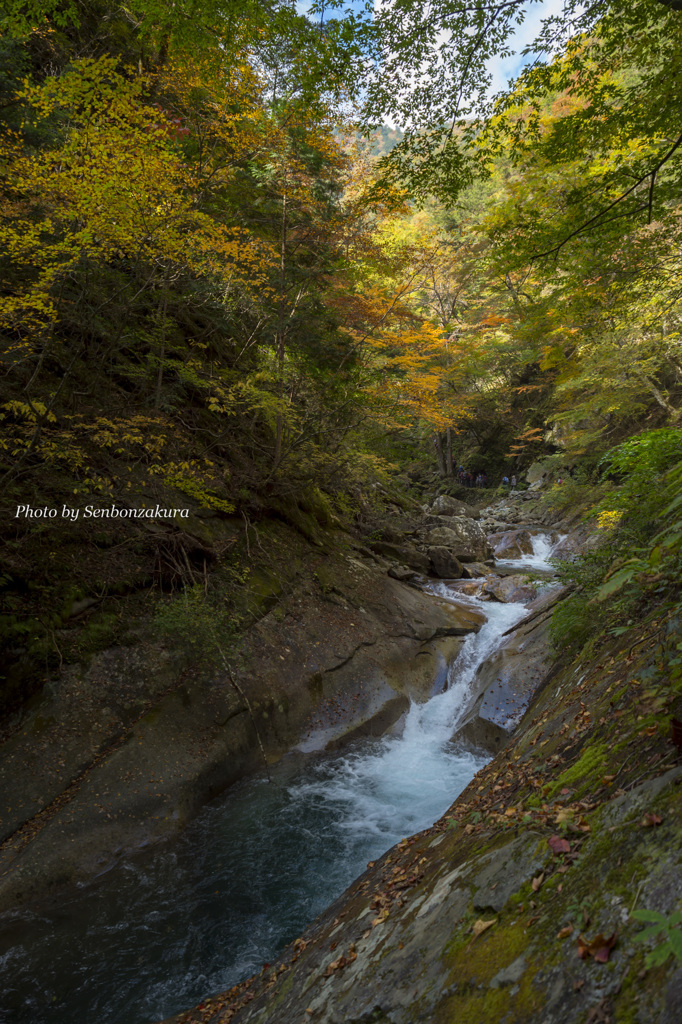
154, 584, 242, 668
550, 428, 682, 666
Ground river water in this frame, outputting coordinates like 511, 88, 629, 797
0, 537, 556, 1024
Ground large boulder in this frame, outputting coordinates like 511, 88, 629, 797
428, 546, 464, 579
481, 574, 536, 603
424, 518, 492, 563
488, 529, 534, 559
430, 494, 480, 519
421, 514, 484, 533
461, 561, 493, 579
526, 461, 551, 490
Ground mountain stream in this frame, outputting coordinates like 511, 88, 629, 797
0, 536, 558, 1024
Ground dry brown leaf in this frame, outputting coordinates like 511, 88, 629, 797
531, 872, 545, 892
557, 924, 574, 939
548, 835, 571, 855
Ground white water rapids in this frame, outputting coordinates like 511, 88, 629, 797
0, 534, 559, 1024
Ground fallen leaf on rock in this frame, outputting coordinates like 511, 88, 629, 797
557, 924, 574, 939
323, 945, 357, 977
526, 915, 540, 926
532, 872, 545, 892
472, 918, 497, 938
640, 813, 662, 827
548, 835, 571, 855
573, 979, 585, 992
577, 932, 617, 963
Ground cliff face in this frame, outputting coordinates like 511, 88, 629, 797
164, 574, 682, 1024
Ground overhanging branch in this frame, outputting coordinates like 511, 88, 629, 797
530, 131, 682, 261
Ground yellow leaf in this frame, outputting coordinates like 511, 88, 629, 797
472, 918, 497, 938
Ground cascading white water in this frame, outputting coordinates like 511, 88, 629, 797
290, 595, 529, 849
496, 532, 563, 570
0, 534, 560, 1024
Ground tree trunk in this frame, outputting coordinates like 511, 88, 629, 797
446, 427, 453, 476
273, 190, 287, 471
433, 432, 446, 476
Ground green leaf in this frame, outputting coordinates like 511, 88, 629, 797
595, 565, 640, 602
663, 493, 682, 516
668, 929, 682, 961
634, 924, 667, 942
647, 942, 673, 968
631, 909, 668, 924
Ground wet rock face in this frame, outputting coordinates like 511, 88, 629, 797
552, 525, 600, 559
425, 518, 492, 563
452, 587, 569, 753
488, 529, 534, 559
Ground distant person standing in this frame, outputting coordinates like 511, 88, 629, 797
511, 474, 517, 492
502, 475, 509, 488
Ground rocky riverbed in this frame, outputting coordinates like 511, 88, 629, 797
157, 494, 682, 1024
